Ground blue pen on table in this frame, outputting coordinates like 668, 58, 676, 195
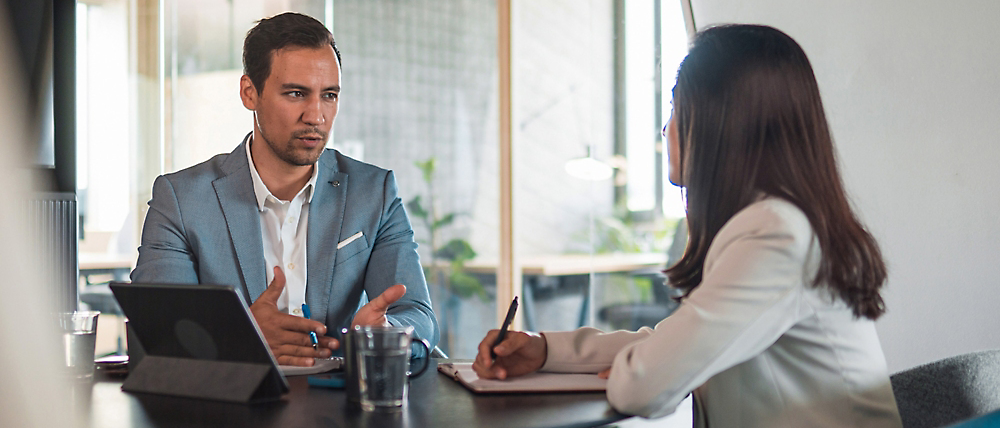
301, 303, 319, 350
491, 296, 519, 360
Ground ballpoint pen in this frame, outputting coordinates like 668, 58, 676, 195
491, 296, 519, 359
301, 303, 319, 350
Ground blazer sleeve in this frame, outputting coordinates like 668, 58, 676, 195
130, 175, 200, 285
365, 171, 440, 348
544, 202, 816, 419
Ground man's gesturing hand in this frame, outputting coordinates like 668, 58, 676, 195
351, 284, 406, 327
250, 267, 338, 367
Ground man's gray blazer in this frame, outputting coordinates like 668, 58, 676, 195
131, 136, 439, 347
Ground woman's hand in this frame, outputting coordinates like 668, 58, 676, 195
472, 329, 547, 380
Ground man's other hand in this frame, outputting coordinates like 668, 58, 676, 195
250, 267, 338, 366
351, 284, 406, 327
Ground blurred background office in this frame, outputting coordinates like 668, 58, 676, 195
6, 0, 999, 379
66, 0, 691, 359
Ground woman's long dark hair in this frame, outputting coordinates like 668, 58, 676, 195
665, 24, 887, 320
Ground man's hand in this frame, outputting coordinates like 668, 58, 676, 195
351, 283, 406, 327
472, 330, 547, 380
250, 267, 338, 366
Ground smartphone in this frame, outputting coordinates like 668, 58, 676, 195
95, 354, 130, 377
307, 373, 346, 389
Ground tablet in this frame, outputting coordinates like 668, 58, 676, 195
109, 282, 289, 398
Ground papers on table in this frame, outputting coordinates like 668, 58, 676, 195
280, 357, 343, 376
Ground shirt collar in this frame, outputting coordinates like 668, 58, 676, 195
245, 136, 319, 211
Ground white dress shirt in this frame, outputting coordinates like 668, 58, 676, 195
246, 139, 318, 316
541, 198, 902, 428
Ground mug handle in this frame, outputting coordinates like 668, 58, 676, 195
407, 338, 431, 378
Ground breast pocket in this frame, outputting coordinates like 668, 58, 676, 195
334, 231, 369, 265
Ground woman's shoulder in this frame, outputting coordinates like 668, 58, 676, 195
713, 197, 816, 254
735, 197, 811, 229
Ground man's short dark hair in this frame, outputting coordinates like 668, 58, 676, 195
243, 12, 342, 94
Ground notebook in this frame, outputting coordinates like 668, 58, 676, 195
438, 362, 607, 393
280, 357, 343, 376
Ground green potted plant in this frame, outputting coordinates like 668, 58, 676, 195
406, 158, 486, 353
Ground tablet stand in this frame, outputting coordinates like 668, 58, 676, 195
122, 356, 285, 403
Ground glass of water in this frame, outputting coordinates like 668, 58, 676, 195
356, 326, 430, 411
59, 311, 100, 380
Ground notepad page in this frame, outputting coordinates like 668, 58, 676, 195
280, 357, 343, 376
439, 362, 607, 393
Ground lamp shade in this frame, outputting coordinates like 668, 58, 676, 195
564, 156, 613, 181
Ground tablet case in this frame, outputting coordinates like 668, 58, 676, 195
110, 282, 289, 403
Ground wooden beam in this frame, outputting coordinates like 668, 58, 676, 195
496, 0, 521, 331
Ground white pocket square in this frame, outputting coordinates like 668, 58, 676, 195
337, 231, 364, 249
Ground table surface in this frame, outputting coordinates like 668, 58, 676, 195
78, 252, 666, 276
82, 359, 627, 428
460, 253, 668, 276
79, 252, 135, 271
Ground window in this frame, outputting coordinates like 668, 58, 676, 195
621, 0, 689, 220
659, 0, 690, 219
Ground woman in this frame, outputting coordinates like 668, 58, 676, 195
473, 25, 902, 427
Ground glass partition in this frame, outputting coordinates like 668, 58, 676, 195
511, 0, 689, 334
331, 0, 499, 358
512, 0, 617, 332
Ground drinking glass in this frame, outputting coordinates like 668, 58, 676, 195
59, 311, 100, 380
356, 325, 429, 411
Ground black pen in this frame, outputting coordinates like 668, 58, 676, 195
491, 296, 519, 359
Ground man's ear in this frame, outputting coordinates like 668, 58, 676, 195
240, 75, 258, 110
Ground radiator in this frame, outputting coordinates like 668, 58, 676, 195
26, 192, 78, 312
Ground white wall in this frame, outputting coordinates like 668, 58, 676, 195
689, 0, 1000, 372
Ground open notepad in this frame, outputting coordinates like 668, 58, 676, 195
438, 362, 607, 393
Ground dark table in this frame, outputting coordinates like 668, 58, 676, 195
83, 359, 627, 428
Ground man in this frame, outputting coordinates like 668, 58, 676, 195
131, 12, 438, 367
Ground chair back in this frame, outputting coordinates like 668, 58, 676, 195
891, 349, 1000, 428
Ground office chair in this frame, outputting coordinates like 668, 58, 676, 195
890, 349, 1000, 428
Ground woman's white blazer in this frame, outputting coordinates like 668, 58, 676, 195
541, 198, 902, 428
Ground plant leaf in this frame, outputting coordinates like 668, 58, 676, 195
406, 195, 428, 220
433, 213, 456, 230
434, 239, 477, 262
449, 269, 483, 299
414, 158, 436, 183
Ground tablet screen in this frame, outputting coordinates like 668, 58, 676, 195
110, 282, 280, 367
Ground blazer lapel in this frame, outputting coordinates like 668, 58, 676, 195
307, 150, 348, 320
214, 136, 267, 302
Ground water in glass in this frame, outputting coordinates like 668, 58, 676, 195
359, 348, 409, 410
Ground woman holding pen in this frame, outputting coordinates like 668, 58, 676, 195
473, 24, 902, 427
